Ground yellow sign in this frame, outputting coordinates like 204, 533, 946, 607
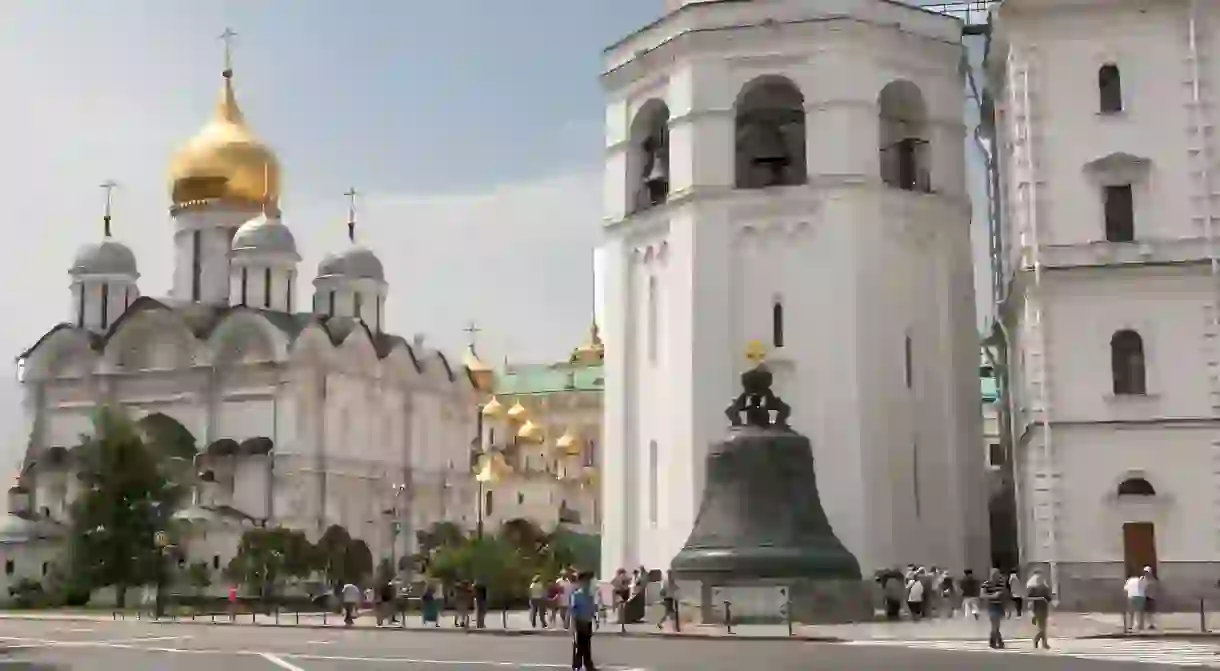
745, 340, 768, 364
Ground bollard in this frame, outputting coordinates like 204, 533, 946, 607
275, 607, 279, 625
619, 602, 626, 634
211, 613, 216, 623
724, 600, 733, 635
322, 609, 327, 626
1202, 598, 1208, 633
786, 593, 794, 637
502, 606, 508, 629
674, 598, 681, 633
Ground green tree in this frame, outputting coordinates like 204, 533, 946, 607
344, 539, 373, 585
411, 521, 466, 573
316, 525, 352, 586
185, 561, 212, 597
225, 527, 315, 596
67, 407, 185, 608
430, 535, 532, 605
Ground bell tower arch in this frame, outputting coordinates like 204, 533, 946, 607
599, 0, 988, 579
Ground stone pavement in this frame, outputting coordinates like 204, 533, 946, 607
4, 608, 1207, 641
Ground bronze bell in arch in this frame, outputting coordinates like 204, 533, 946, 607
642, 136, 669, 206
750, 123, 791, 186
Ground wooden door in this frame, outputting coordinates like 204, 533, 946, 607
1122, 522, 1157, 577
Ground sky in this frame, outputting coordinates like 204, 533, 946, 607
0, 0, 991, 475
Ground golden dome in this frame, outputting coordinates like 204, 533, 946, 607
169, 71, 281, 209
517, 419, 544, 442
555, 431, 575, 451
571, 321, 604, 365
464, 345, 495, 391
474, 452, 511, 483
506, 401, 528, 421
481, 396, 504, 418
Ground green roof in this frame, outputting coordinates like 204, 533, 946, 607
495, 363, 604, 396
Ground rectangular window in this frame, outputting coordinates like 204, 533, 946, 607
76, 285, 85, 327
286, 277, 292, 313
376, 296, 383, 332
648, 440, 659, 527
912, 442, 921, 518
4, 559, 13, 576
328, 290, 336, 317
1104, 184, 1135, 242
191, 230, 202, 302
100, 284, 109, 329
240, 268, 248, 306
988, 442, 1004, 468
904, 334, 913, 389
354, 292, 363, 321
264, 268, 272, 308
772, 300, 785, 348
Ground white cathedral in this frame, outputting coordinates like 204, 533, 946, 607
5, 57, 479, 577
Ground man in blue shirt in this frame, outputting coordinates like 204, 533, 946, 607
568, 571, 598, 671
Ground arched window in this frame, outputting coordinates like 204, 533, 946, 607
1099, 64, 1123, 114
354, 292, 363, 321
240, 268, 249, 306
627, 100, 671, 214
100, 284, 109, 329
772, 300, 785, 348
734, 75, 807, 189
1117, 477, 1155, 497
1111, 329, 1147, 395
878, 80, 931, 193
264, 268, 272, 308
484, 490, 494, 517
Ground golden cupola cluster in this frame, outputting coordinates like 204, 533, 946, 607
168, 68, 281, 210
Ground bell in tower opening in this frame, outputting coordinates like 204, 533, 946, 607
670, 345, 872, 624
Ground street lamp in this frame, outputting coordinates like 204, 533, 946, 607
385, 483, 407, 578
153, 529, 171, 618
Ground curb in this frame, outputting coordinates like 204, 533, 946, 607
1079, 632, 1220, 641
133, 617, 845, 642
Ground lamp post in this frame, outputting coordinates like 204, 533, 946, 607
386, 483, 406, 578
154, 529, 170, 618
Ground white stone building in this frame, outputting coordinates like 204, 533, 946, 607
599, 0, 990, 580
4, 57, 478, 583
988, 0, 1220, 608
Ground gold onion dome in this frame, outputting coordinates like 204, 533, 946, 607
475, 452, 511, 482
555, 430, 580, 456
169, 70, 281, 209
506, 401, 528, 421
517, 419, 543, 442
481, 396, 504, 418
573, 322, 605, 363
464, 345, 495, 391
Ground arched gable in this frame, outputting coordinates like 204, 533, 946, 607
289, 324, 339, 370
102, 304, 200, 371
335, 324, 380, 376
206, 310, 290, 369
20, 326, 98, 381
380, 344, 418, 382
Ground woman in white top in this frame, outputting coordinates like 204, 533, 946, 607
1008, 571, 1025, 618
906, 575, 926, 620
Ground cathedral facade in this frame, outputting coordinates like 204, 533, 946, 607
599, 0, 991, 579
7, 57, 479, 577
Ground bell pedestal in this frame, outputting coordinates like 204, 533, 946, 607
669, 362, 874, 624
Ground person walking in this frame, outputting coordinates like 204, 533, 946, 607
529, 575, 550, 628
421, 582, 440, 627
1123, 570, 1146, 633
905, 570, 926, 620
1026, 570, 1052, 649
655, 571, 678, 630
1008, 569, 1025, 618
341, 581, 361, 627
960, 569, 981, 620
1141, 567, 1159, 630
376, 581, 396, 626
569, 571, 598, 671
474, 579, 489, 629
982, 569, 1007, 649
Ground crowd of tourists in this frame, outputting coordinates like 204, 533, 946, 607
876, 564, 1053, 649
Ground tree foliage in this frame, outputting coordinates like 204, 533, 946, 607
67, 407, 185, 607
314, 525, 373, 586
225, 527, 315, 593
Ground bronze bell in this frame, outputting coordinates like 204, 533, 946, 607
642, 138, 669, 206
671, 358, 861, 584
750, 124, 791, 186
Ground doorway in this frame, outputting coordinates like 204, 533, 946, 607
1122, 522, 1157, 577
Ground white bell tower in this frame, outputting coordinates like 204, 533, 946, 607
599, 0, 990, 578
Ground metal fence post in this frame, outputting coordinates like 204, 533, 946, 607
674, 598, 681, 633
502, 605, 508, 629
619, 602, 626, 634
786, 590, 793, 637
724, 600, 733, 634
1201, 597, 1207, 633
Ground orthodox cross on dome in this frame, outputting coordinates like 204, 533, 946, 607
463, 322, 482, 348
218, 27, 237, 79
99, 180, 117, 238
344, 187, 359, 242
745, 339, 768, 365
